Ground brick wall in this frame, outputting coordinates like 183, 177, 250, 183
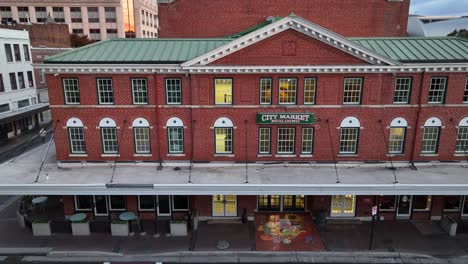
0, 24, 70, 48
158, 0, 410, 38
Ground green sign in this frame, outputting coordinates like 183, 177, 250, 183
257, 113, 315, 125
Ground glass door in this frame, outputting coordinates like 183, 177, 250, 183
282, 195, 305, 211
331, 195, 356, 217
212, 195, 237, 216
93, 195, 109, 216
157, 195, 171, 216
396, 195, 412, 219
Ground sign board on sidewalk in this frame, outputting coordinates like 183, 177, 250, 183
372, 205, 378, 216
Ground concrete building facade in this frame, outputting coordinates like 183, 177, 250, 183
0, 0, 159, 40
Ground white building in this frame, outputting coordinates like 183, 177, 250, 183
0, 28, 49, 141
407, 15, 468, 37
0, 0, 159, 40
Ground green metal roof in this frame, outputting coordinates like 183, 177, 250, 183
351, 37, 468, 63
45, 36, 468, 64
45, 38, 231, 64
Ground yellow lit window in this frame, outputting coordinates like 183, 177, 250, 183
215, 127, 233, 153
215, 79, 232, 104
279, 78, 297, 104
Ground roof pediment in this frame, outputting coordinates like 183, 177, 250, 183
182, 15, 401, 67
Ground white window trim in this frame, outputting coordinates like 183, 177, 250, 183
68, 127, 86, 154
172, 195, 189, 211
214, 78, 233, 105
134, 127, 151, 154
259, 78, 272, 105
138, 195, 155, 211
303, 78, 316, 105
343, 78, 363, 105
131, 78, 148, 105
167, 126, 184, 154
278, 78, 297, 105
276, 127, 295, 154
132, 118, 150, 127
108, 195, 126, 211
74, 195, 92, 211
258, 127, 271, 154
165, 78, 182, 105
97, 78, 114, 105
393, 77, 412, 104
166, 117, 184, 127
63, 78, 80, 105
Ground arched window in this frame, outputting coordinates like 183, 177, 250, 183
339, 117, 360, 154
388, 117, 408, 154
132, 118, 150, 154
166, 117, 184, 154
66, 117, 86, 154
99, 117, 118, 154
455, 117, 468, 153
214, 117, 233, 154
421, 117, 442, 154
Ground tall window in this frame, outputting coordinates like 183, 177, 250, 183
166, 117, 184, 154
343, 78, 362, 104
87, 7, 99, 23
138, 195, 155, 211
279, 78, 297, 104
0, 7, 11, 20
214, 117, 233, 154
17, 7, 29, 23
464, 79, 468, 103
27, 71, 34, 87
259, 78, 272, 104
4, 44, 12, 62
283, 195, 305, 211
455, 118, 468, 153
70, 7, 82, 23
0, 74, 4, 93
9, 73, 17, 90
388, 118, 408, 154
17, 72, 25, 89
301, 127, 314, 154
339, 117, 360, 154
35, 7, 47, 23
89, 29, 101, 41
23, 45, 30, 61
133, 118, 151, 154
258, 127, 271, 154
52, 7, 65, 23
421, 117, 441, 154
166, 78, 182, 104
428, 77, 447, 104
105, 7, 117, 23
13, 44, 21, 61
258, 195, 280, 211
393, 77, 412, 104
97, 78, 114, 104
215, 79, 232, 105
67, 118, 86, 154
277, 128, 295, 154
74, 195, 93, 211
109, 196, 126, 211
131, 78, 148, 104
100, 118, 118, 154
304, 78, 316, 104
63, 78, 80, 104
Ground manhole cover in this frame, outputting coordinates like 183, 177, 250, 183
216, 240, 231, 250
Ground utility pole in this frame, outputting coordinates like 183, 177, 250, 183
369, 195, 379, 250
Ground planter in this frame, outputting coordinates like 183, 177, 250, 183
111, 221, 129, 236
441, 214, 458, 237
71, 221, 90, 236
16, 211, 26, 228
32, 220, 51, 236
170, 221, 188, 236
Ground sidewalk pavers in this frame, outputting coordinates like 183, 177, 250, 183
193, 222, 252, 251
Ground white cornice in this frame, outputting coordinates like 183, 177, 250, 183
181, 16, 401, 67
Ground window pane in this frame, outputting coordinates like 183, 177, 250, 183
13, 44, 21, 61
456, 126, 468, 153
97, 78, 114, 104
68, 127, 86, 154
0, 74, 4, 92
215, 79, 232, 104
168, 127, 184, 153
339, 127, 359, 154
52, 7, 65, 23
18, 7, 29, 23
388, 127, 405, 154
173, 195, 188, 210
134, 127, 151, 154
428, 77, 447, 104
166, 79, 182, 104
110, 195, 126, 210
101, 127, 118, 153
215, 127, 233, 154
444, 196, 460, 211
35, 7, 47, 22
379, 195, 396, 211
132, 78, 148, 104
393, 77, 411, 103
258, 195, 280, 211
17, 72, 25, 89
301, 128, 314, 154
0, 7, 12, 20
4, 44, 12, 62
9, 73, 17, 90
70, 7, 82, 23
87, 7, 99, 23
421, 126, 440, 153
27, 71, 34, 87
258, 127, 271, 154
279, 78, 297, 104
259, 78, 272, 104
139, 195, 155, 210
75, 195, 92, 210
413, 195, 431, 210
343, 78, 362, 104
277, 128, 295, 154
304, 78, 316, 104
464, 79, 468, 103
63, 78, 80, 104
105, 7, 117, 23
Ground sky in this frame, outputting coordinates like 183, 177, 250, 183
410, 0, 468, 16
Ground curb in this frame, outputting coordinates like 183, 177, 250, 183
0, 247, 52, 256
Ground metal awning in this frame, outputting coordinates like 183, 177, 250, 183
1, 142, 468, 195
0, 103, 49, 125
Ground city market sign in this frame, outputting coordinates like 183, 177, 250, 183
257, 113, 315, 125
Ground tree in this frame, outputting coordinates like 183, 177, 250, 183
70, 34, 95, 48
447, 29, 468, 38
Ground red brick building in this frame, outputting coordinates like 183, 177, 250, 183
33, 15, 468, 229
157, 0, 410, 38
